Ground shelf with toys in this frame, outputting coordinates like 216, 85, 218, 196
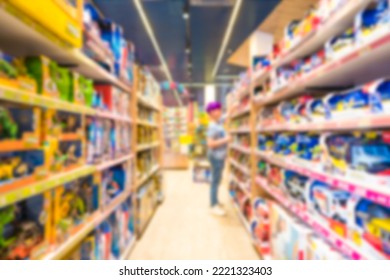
133, 67, 163, 236
0, 2, 140, 260
0, 2, 132, 93
227, 0, 390, 260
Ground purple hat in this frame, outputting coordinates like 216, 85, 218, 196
206, 101, 222, 113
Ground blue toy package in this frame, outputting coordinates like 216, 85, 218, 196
102, 164, 127, 205
324, 131, 390, 178
273, 133, 297, 155
0, 150, 46, 187
351, 198, 390, 257
369, 78, 390, 113
355, 0, 390, 43
326, 88, 370, 119
283, 170, 309, 204
107, 212, 120, 259
95, 220, 112, 260
325, 27, 355, 59
307, 180, 350, 225
307, 96, 331, 121
278, 100, 298, 123
296, 133, 321, 161
258, 134, 274, 151
100, 19, 124, 77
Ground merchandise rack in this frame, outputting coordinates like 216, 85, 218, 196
226, 0, 390, 260
0, 4, 142, 260
132, 66, 164, 236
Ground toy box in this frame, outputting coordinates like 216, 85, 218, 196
270, 202, 312, 259
273, 133, 297, 155
355, 0, 390, 44
0, 150, 46, 190
53, 175, 99, 244
0, 104, 41, 150
257, 160, 268, 177
117, 196, 134, 251
102, 164, 127, 205
79, 76, 95, 107
7, 0, 83, 47
0, 192, 52, 260
346, 197, 390, 258
252, 198, 271, 256
325, 87, 371, 120
94, 85, 123, 114
325, 27, 355, 60
107, 212, 121, 259
95, 220, 112, 260
278, 99, 298, 123
367, 78, 390, 113
283, 170, 309, 206
307, 95, 331, 122
306, 180, 350, 237
292, 96, 313, 123
0, 51, 18, 88
322, 131, 390, 187
25, 56, 60, 98
258, 134, 274, 151
295, 133, 322, 165
267, 164, 284, 189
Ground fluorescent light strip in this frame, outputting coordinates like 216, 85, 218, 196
134, 0, 182, 106
211, 0, 243, 78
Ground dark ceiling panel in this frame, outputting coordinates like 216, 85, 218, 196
94, 0, 280, 90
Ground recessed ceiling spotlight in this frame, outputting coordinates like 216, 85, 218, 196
183, 12, 189, 20
185, 47, 191, 54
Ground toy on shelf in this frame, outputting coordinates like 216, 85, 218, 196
102, 164, 128, 205
325, 27, 355, 60
283, 170, 309, 206
347, 197, 390, 258
258, 134, 274, 151
251, 198, 271, 257
273, 133, 297, 155
322, 131, 390, 186
296, 133, 321, 162
53, 175, 99, 244
0, 192, 52, 260
0, 150, 46, 189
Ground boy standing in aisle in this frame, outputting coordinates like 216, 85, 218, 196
206, 102, 230, 216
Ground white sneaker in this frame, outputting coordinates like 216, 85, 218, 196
211, 205, 226, 216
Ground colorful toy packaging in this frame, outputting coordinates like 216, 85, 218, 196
273, 133, 297, 155
367, 78, 390, 113
346, 197, 390, 258
0, 150, 46, 189
258, 134, 274, 151
306, 180, 350, 238
0, 104, 41, 149
269, 202, 312, 260
295, 133, 322, 166
53, 175, 99, 244
95, 220, 112, 260
283, 170, 309, 207
325, 27, 355, 60
102, 164, 128, 205
355, 0, 390, 44
0, 192, 52, 260
251, 198, 271, 257
322, 131, 390, 187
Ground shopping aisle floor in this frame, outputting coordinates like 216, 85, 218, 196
129, 167, 258, 260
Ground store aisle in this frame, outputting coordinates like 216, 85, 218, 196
129, 168, 258, 260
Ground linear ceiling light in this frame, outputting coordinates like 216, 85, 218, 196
211, 0, 243, 79
133, 0, 182, 106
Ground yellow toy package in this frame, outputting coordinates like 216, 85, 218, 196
6, 0, 83, 47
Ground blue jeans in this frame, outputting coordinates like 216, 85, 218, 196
209, 156, 225, 207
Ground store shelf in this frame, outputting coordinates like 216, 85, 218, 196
274, 0, 369, 68
0, 165, 96, 208
229, 159, 250, 175
256, 150, 390, 208
255, 175, 387, 260
120, 237, 136, 260
230, 196, 251, 235
255, 24, 390, 106
137, 94, 160, 111
0, 5, 131, 93
229, 127, 251, 134
137, 119, 159, 127
96, 154, 134, 171
257, 112, 390, 132
230, 143, 251, 154
95, 111, 132, 123
230, 175, 251, 198
42, 189, 132, 260
231, 106, 250, 119
136, 165, 160, 189
251, 68, 271, 87
0, 84, 95, 114
136, 142, 160, 152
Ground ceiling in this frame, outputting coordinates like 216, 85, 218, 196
94, 0, 280, 86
